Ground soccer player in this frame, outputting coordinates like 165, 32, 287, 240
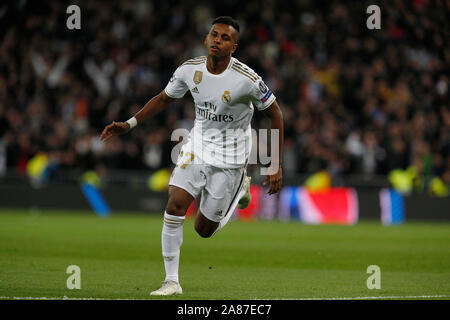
100, 16, 284, 296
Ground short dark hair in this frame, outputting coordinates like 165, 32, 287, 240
212, 16, 240, 33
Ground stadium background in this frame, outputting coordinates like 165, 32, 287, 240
0, 0, 449, 218
0, 0, 449, 301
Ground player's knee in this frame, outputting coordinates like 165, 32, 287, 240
166, 199, 188, 216
194, 224, 214, 238
166, 188, 192, 216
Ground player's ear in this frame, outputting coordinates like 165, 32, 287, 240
231, 43, 238, 54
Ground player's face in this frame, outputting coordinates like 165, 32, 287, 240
204, 24, 238, 58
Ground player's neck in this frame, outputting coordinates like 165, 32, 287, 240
206, 55, 231, 75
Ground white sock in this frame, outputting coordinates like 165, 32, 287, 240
161, 212, 185, 283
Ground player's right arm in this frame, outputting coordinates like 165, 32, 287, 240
100, 65, 188, 142
100, 91, 175, 142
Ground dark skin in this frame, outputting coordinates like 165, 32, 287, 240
100, 23, 283, 237
204, 23, 238, 73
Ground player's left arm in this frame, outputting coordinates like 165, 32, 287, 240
261, 100, 284, 194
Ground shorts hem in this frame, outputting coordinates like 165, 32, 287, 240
168, 183, 198, 199
198, 211, 222, 223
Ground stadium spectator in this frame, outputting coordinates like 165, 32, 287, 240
0, 0, 448, 195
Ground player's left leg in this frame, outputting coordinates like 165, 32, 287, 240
194, 166, 247, 238
237, 176, 252, 209
194, 211, 219, 238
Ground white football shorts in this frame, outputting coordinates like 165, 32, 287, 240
168, 146, 246, 223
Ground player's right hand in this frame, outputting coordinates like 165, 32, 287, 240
100, 121, 130, 142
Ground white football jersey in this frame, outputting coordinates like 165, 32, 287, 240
164, 56, 276, 168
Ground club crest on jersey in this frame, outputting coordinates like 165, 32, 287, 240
193, 71, 203, 85
222, 90, 231, 103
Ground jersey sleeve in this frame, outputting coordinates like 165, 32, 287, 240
250, 78, 276, 111
164, 65, 189, 99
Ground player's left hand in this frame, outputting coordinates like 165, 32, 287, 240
263, 165, 283, 195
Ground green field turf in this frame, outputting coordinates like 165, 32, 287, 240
0, 209, 449, 300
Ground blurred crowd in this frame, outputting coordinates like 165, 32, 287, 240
0, 0, 448, 194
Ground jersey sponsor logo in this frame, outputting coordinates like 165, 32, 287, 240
221, 90, 231, 103
193, 71, 203, 85
196, 103, 234, 122
259, 81, 268, 93
192, 87, 199, 94
204, 101, 217, 112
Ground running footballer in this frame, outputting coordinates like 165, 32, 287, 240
100, 16, 284, 296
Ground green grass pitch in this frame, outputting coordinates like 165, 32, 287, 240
0, 209, 449, 300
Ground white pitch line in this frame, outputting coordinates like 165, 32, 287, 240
297, 295, 450, 300
0, 295, 449, 300
0, 296, 141, 300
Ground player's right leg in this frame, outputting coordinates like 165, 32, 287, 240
150, 186, 193, 296
151, 151, 205, 296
